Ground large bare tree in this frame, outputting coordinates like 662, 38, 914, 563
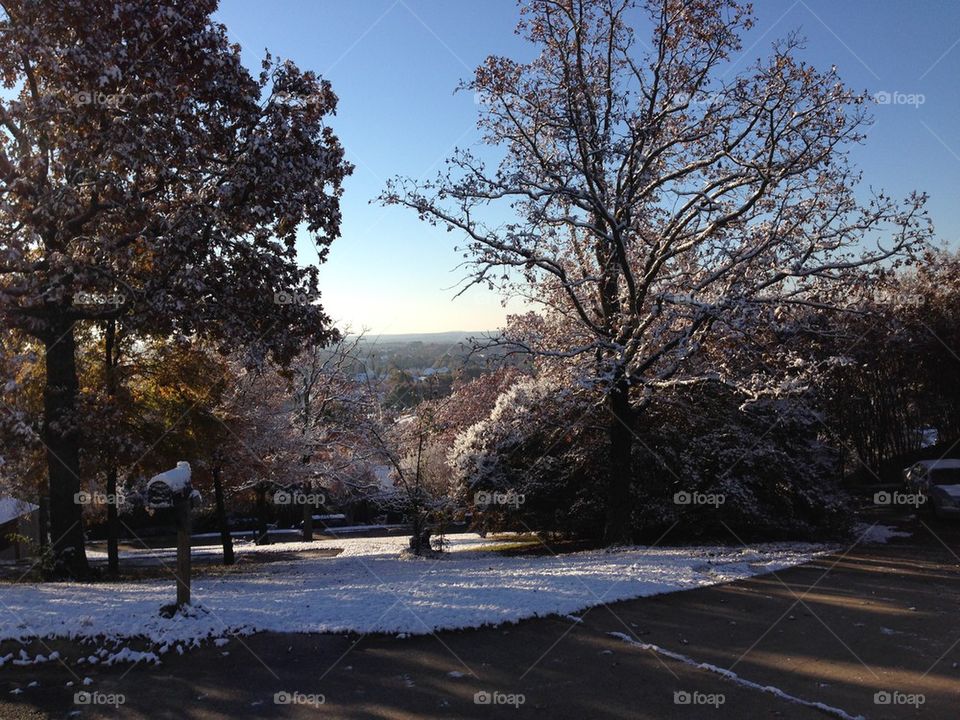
384, 0, 931, 542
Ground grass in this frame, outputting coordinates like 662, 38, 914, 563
458, 533, 600, 556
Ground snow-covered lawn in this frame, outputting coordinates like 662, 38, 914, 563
0, 534, 829, 662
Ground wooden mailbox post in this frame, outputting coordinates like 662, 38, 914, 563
147, 462, 199, 612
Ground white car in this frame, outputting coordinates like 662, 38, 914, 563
904, 459, 960, 518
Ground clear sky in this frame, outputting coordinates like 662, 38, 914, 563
214, 0, 960, 335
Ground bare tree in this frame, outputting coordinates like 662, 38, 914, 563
287, 334, 366, 540
384, 0, 931, 542
366, 406, 454, 555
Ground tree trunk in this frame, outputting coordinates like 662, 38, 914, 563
212, 465, 234, 565
174, 496, 192, 608
604, 375, 634, 545
255, 485, 270, 545
104, 320, 119, 574
409, 514, 430, 555
43, 320, 89, 578
301, 479, 314, 542
105, 465, 119, 574
37, 495, 49, 554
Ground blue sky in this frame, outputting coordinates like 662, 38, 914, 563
215, 0, 960, 334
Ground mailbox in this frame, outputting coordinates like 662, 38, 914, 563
147, 461, 198, 611
147, 461, 200, 509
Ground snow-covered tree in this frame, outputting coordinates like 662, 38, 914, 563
287, 335, 368, 540
211, 362, 307, 546
0, 0, 351, 575
450, 375, 607, 539
816, 250, 960, 478
451, 369, 849, 542
384, 0, 931, 542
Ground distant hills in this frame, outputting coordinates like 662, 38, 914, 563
353, 331, 493, 346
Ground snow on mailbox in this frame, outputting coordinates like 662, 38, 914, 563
147, 461, 200, 509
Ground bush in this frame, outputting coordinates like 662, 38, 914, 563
453, 377, 852, 544
631, 384, 851, 542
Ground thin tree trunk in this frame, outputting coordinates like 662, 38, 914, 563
300, 492, 316, 542
43, 320, 89, 578
255, 485, 269, 545
604, 375, 634, 545
301, 478, 313, 542
105, 465, 119, 573
409, 429, 429, 554
104, 320, 119, 575
37, 495, 48, 554
410, 513, 430, 555
212, 464, 234, 564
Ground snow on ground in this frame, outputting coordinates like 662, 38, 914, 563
0, 534, 828, 654
0, 497, 38, 525
856, 523, 913, 544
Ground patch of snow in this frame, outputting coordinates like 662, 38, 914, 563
857, 524, 912, 544
103, 648, 159, 666
0, 497, 38, 524
11, 650, 56, 667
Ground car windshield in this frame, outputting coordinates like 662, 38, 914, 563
930, 468, 960, 486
